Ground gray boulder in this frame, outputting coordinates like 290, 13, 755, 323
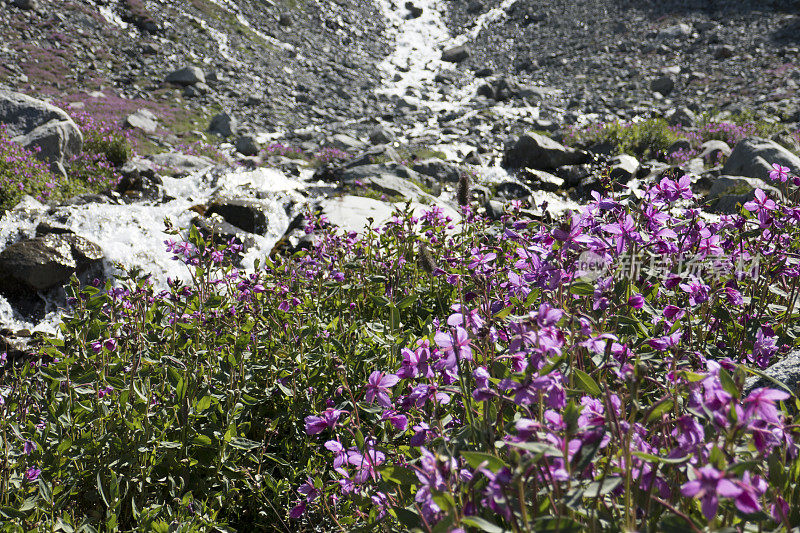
410, 158, 461, 183
150, 151, 215, 175
0, 234, 103, 294
235, 135, 260, 157
651, 75, 675, 96
205, 198, 270, 234
657, 23, 692, 39
124, 109, 158, 135
722, 137, 800, 182
495, 181, 532, 200
609, 154, 640, 182
191, 214, 255, 249
208, 112, 238, 138
368, 126, 395, 145
744, 350, 800, 397
326, 134, 366, 152
165, 66, 205, 86
0, 89, 83, 169
342, 164, 436, 203
666, 106, 697, 127
442, 45, 469, 63
12, 0, 37, 9
503, 132, 589, 170
343, 145, 402, 168
699, 140, 732, 162
522, 169, 564, 192
704, 175, 782, 214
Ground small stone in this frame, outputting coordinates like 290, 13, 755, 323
165, 66, 205, 86
124, 109, 158, 135
713, 45, 735, 60
442, 45, 469, 63
208, 112, 238, 138
235, 135, 260, 157
651, 75, 675, 96
12, 0, 37, 9
368, 126, 395, 145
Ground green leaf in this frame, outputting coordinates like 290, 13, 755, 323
396, 294, 417, 310
571, 432, 604, 473
391, 507, 422, 529
191, 435, 213, 447
460, 451, 507, 473
56, 438, 73, 455
379, 466, 418, 486
38, 479, 53, 505
461, 516, 505, 533
530, 516, 583, 532
389, 305, 401, 331
646, 400, 674, 422
658, 513, 697, 533
97, 473, 109, 507
573, 369, 602, 397
431, 492, 456, 514
176, 377, 186, 401
569, 282, 595, 296
718, 367, 739, 399
195, 395, 211, 413
0, 506, 27, 519
230, 437, 261, 450
501, 441, 562, 457
632, 451, 690, 465
493, 307, 512, 320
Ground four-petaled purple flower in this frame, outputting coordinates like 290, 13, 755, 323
25, 467, 41, 482
743, 189, 776, 213
434, 327, 473, 368
681, 466, 742, 521
304, 408, 344, 435
365, 372, 399, 408
744, 388, 789, 424
769, 163, 790, 182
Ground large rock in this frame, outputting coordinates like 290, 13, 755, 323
651, 75, 675, 96
234, 135, 260, 157
150, 152, 215, 175
609, 154, 640, 182
341, 164, 436, 203
368, 126, 395, 145
410, 158, 462, 183
699, 140, 732, 162
744, 350, 800, 397
205, 198, 269, 234
319, 195, 459, 234
124, 109, 158, 135
0, 89, 83, 169
704, 176, 782, 214
165, 66, 205, 86
666, 106, 697, 127
503, 132, 589, 169
208, 112, 238, 138
521, 169, 564, 192
657, 23, 693, 39
0, 234, 103, 294
721, 137, 800, 182
442, 45, 469, 63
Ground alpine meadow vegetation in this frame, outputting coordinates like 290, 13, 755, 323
1, 157, 800, 532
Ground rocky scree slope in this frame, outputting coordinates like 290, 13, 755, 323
444, 0, 800, 127
0, 0, 390, 142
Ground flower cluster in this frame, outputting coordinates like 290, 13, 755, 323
298, 163, 800, 530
